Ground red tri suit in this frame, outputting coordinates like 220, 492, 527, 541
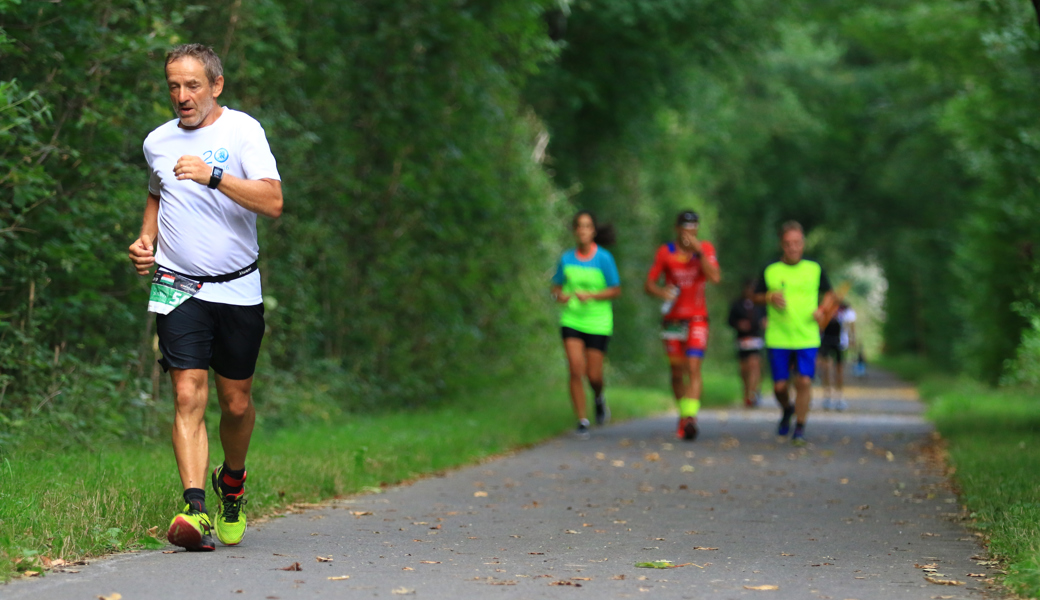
646, 241, 718, 359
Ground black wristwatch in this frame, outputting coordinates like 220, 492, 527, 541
207, 166, 224, 189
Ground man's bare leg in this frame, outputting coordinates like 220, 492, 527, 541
794, 375, 812, 424
216, 375, 255, 471
669, 361, 686, 400
171, 368, 211, 492
747, 354, 761, 403
685, 356, 704, 406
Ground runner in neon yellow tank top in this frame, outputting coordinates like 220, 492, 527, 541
753, 221, 835, 445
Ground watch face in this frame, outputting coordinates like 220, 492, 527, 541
213, 166, 223, 177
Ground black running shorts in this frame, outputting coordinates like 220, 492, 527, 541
561, 326, 610, 353
156, 298, 265, 380
819, 339, 844, 364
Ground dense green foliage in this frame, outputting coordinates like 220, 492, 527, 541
0, 1, 569, 445
2, 0, 1040, 447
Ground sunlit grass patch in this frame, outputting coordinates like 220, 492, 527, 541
923, 376, 1040, 597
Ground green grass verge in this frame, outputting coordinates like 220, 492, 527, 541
906, 366, 1040, 598
0, 368, 740, 581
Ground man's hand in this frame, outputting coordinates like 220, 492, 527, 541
575, 292, 594, 302
680, 229, 702, 253
812, 307, 826, 327
769, 291, 786, 309
173, 155, 213, 186
128, 235, 155, 275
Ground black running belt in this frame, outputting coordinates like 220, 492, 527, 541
157, 261, 258, 284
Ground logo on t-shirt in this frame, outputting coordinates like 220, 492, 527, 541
215, 148, 229, 162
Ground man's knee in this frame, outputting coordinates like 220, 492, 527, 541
222, 395, 253, 419
774, 380, 789, 394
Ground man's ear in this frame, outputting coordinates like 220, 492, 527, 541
212, 75, 225, 98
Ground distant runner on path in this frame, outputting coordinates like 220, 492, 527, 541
645, 210, 721, 441
128, 44, 283, 551
551, 211, 621, 440
820, 301, 856, 411
728, 279, 767, 408
754, 221, 834, 445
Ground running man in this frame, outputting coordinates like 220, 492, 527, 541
551, 211, 621, 440
754, 221, 834, 444
728, 279, 767, 408
128, 44, 283, 550
645, 210, 721, 441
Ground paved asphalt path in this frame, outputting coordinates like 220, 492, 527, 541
7, 370, 1003, 599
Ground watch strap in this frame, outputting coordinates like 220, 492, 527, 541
207, 166, 224, 189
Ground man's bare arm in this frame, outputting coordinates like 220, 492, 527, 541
128, 193, 160, 275
173, 155, 283, 218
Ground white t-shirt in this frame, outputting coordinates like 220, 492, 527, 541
143, 107, 280, 305
838, 308, 857, 349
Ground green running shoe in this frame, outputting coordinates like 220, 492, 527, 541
167, 505, 215, 551
212, 465, 248, 546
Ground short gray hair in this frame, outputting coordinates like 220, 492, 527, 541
165, 43, 223, 84
779, 220, 803, 238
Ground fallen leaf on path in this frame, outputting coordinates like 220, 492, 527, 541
350, 511, 373, 516
474, 491, 488, 497
98, 595, 122, 600
327, 576, 350, 580
549, 580, 581, 586
780, 553, 794, 556
612, 574, 625, 580
529, 552, 545, 555
644, 452, 660, 462
571, 577, 592, 581
635, 561, 695, 569
278, 562, 302, 571
915, 563, 938, 570
316, 556, 333, 562
612, 460, 625, 467
680, 465, 695, 473
924, 577, 965, 586
162, 551, 177, 554
967, 573, 987, 577
402, 567, 414, 571
420, 560, 440, 564
565, 530, 580, 534
391, 587, 415, 595
693, 546, 718, 551
146, 526, 159, 536
744, 585, 779, 591
488, 580, 517, 585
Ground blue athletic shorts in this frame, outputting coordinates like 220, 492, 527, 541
768, 348, 818, 382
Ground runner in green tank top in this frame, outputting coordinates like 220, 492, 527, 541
551, 211, 621, 439
754, 221, 835, 445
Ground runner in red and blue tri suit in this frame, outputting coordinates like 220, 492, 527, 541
644, 210, 721, 441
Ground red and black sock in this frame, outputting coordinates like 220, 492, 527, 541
219, 462, 247, 496
183, 488, 207, 514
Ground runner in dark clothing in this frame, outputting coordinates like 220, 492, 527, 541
728, 279, 767, 408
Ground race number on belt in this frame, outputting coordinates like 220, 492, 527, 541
738, 336, 764, 351
148, 270, 201, 315
661, 320, 690, 341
